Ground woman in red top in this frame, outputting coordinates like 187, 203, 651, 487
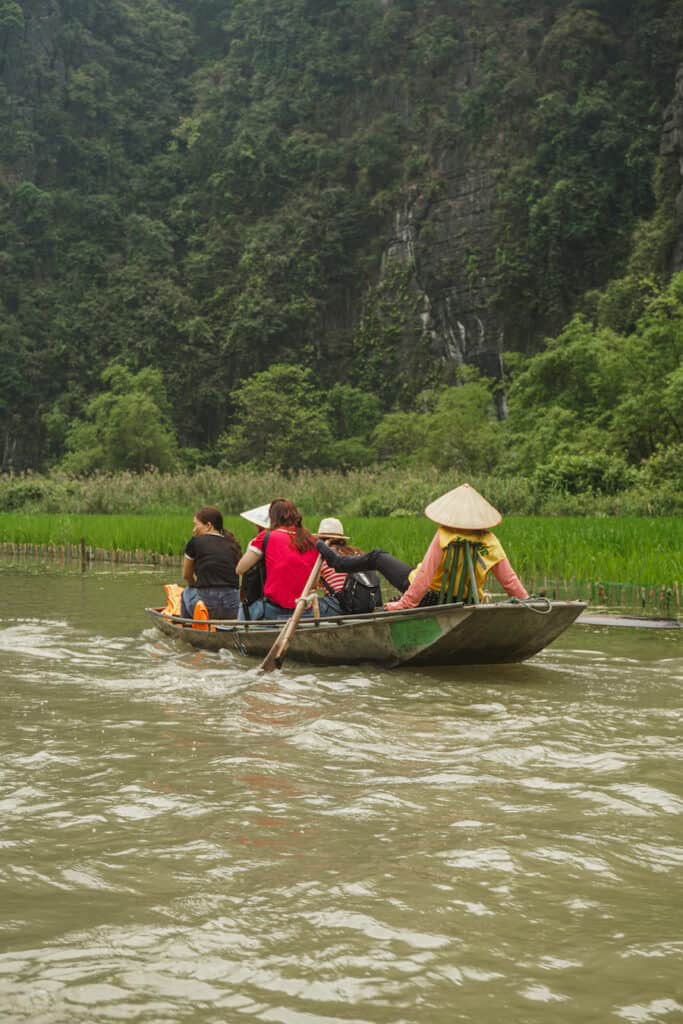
237, 499, 338, 620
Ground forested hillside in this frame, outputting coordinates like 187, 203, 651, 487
1, 0, 682, 497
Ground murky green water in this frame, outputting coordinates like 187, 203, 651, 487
1, 562, 682, 1024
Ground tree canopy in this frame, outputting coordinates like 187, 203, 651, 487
60, 363, 178, 473
0, 0, 682, 497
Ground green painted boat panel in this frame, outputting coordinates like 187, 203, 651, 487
389, 615, 442, 653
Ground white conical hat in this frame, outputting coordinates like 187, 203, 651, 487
240, 504, 271, 529
424, 483, 502, 530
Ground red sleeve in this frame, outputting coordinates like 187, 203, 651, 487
247, 529, 266, 555
492, 558, 529, 599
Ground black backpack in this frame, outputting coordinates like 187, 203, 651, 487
241, 530, 270, 611
340, 571, 382, 614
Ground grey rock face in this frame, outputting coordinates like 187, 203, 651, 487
382, 59, 683, 394
381, 152, 504, 391
377, 23, 505, 392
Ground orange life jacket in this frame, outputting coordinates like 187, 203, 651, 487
192, 599, 210, 630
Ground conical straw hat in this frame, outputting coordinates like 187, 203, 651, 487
240, 504, 271, 529
424, 483, 502, 530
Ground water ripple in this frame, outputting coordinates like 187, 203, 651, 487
0, 584, 681, 1023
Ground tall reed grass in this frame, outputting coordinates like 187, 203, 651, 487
2, 466, 680, 517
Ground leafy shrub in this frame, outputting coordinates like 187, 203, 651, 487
533, 451, 637, 496
326, 438, 377, 470
639, 443, 683, 488
0, 480, 47, 511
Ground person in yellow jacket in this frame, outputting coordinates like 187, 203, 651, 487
315, 483, 528, 609
385, 483, 528, 610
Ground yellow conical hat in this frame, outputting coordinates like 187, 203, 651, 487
424, 483, 502, 530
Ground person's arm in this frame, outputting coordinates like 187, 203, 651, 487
182, 537, 196, 585
385, 533, 442, 611
236, 546, 262, 576
492, 558, 529, 599
237, 530, 266, 575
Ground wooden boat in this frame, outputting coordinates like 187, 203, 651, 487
146, 599, 586, 667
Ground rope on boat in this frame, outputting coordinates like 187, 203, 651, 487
509, 596, 553, 615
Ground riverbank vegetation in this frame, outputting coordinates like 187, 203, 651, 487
2, 270, 680, 514
0, 454, 680, 521
1, 513, 681, 599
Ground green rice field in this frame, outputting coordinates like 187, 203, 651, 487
1, 513, 681, 599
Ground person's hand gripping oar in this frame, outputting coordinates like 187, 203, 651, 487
258, 555, 323, 673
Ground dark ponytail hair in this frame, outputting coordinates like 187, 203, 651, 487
268, 498, 315, 553
195, 506, 225, 534
195, 506, 242, 560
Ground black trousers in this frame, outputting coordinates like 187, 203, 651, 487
317, 542, 412, 593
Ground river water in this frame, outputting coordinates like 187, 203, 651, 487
1, 562, 681, 1024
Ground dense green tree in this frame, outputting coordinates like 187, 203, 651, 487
326, 384, 381, 440
421, 379, 504, 474
532, 450, 637, 497
0, 316, 30, 470
610, 273, 683, 460
503, 272, 683, 476
61, 363, 178, 473
324, 383, 382, 468
370, 374, 502, 474
218, 363, 334, 470
371, 410, 429, 463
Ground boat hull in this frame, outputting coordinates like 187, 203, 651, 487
146, 600, 586, 667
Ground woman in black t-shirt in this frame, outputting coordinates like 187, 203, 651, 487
180, 506, 242, 620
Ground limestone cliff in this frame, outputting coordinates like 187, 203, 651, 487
384, 157, 503, 382
376, 16, 683, 394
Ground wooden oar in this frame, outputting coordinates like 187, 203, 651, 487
258, 554, 323, 673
